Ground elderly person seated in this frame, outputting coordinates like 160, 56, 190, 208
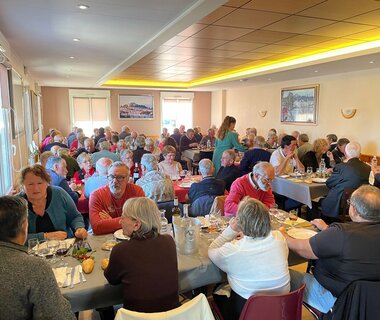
200, 127, 216, 148
46, 156, 79, 204
302, 138, 334, 172
224, 162, 275, 216
239, 136, 271, 175
69, 131, 86, 153
132, 136, 150, 164
209, 197, 290, 320
179, 128, 199, 172
89, 162, 145, 235
104, 197, 179, 313
136, 154, 174, 202
280, 185, 380, 314
126, 131, 138, 150
265, 132, 278, 149
297, 133, 313, 162
331, 138, 350, 164
40, 151, 54, 167
17, 165, 87, 241
216, 149, 241, 191
91, 140, 120, 165
43, 134, 68, 152
116, 139, 128, 154
145, 138, 161, 159
84, 157, 113, 199
72, 152, 95, 184
57, 148, 80, 181
188, 159, 225, 216
0, 196, 76, 319
158, 145, 183, 180
118, 125, 130, 140
74, 138, 99, 158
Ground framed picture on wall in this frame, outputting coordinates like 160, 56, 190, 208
9, 69, 25, 137
118, 95, 154, 120
281, 84, 319, 124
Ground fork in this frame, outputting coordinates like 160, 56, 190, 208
62, 267, 71, 288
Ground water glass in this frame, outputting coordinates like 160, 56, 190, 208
307, 167, 313, 178
47, 238, 59, 263
28, 238, 39, 255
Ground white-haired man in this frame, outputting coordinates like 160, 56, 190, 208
321, 142, 370, 221
280, 185, 380, 314
188, 159, 225, 216
224, 162, 275, 216
84, 157, 114, 199
91, 141, 120, 165
136, 154, 174, 202
118, 125, 131, 140
43, 134, 68, 151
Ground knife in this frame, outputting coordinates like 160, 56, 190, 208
69, 266, 76, 289
79, 265, 86, 283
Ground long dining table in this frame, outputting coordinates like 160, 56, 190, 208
272, 176, 329, 208
60, 229, 306, 312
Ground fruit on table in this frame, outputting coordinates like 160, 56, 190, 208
82, 258, 95, 274
101, 258, 109, 270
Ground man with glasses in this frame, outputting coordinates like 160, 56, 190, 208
89, 162, 145, 235
280, 185, 380, 314
224, 162, 275, 216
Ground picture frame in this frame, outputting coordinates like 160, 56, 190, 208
118, 95, 154, 120
9, 69, 25, 137
281, 84, 319, 124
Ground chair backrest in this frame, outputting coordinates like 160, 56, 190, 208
191, 195, 215, 217
339, 187, 356, 222
239, 283, 305, 320
209, 195, 227, 216
114, 293, 215, 320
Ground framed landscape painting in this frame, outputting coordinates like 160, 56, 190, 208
118, 95, 154, 120
281, 84, 319, 124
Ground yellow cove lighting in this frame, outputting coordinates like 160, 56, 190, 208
103, 38, 380, 89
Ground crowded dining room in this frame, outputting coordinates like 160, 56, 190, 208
1, 0, 380, 319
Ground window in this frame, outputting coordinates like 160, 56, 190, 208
160, 92, 194, 134
0, 64, 13, 195
69, 89, 111, 137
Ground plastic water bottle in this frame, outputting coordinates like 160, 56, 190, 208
160, 210, 168, 234
181, 204, 191, 228
371, 156, 378, 168
206, 139, 211, 149
319, 158, 326, 177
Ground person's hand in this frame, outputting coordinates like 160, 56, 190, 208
286, 151, 295, 159
229, 217, 241, 233
45, 231, 67, 240
326, 151, 334, 161
75, 228, 88, 239
235, 231, 244, 240
99, 210, 112, 220
311, 219, 328, 231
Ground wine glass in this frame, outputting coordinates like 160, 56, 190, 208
179, 170, 186, 180
28, 238, 39, 255
306, 167, 313, 178
47, 238, 59, 264
56, 241, 69, 267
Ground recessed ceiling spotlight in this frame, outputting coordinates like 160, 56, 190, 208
73, 38, 80, 42
78, 4, 89, 10
267, 78, 271, 81
314, 70, 319, 73
69, 56, 75, 59
369, 61, 375, 64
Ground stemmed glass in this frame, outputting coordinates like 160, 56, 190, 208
47, 238, 59, 264
28, 238, 39, 255
56, 241, 69, 267
306, 167, 313, 178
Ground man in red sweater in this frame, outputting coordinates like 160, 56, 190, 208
89, 162, 145, 235
224, 162, 275, 216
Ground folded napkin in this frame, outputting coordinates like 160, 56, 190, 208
53, 265, 81, 287
214, 283, 232, 298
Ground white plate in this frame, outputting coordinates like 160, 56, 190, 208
114, 229, 130, 241
290, 173, 304, 178
178, 182, 193, 188
279, 174, 290, 178
288, 228, 317, 240
312, 177, 327, 183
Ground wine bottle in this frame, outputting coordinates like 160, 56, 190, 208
133, 162, 140, 183
172, 197, 181, 218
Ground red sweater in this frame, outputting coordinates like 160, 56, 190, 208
224, 174, 275, 216
89, 184, 145, 235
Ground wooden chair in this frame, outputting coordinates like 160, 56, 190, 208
209, 195, 227, 216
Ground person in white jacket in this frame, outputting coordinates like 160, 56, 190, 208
208, 197, 290, 320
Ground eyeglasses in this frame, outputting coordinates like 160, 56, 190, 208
260, 175, 274, 184
107, 175, 127, 182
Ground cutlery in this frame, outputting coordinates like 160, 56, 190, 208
79, 265, 87, 283
69, 266, 76, 289
63, 267, 71, 288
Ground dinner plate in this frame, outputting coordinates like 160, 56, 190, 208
113, 229, 130, 241
290, 173, 304, 178
279, 174, 290, 178
178, 182, 193, 188
288, 228, 317, 240
312, 177, 327, 183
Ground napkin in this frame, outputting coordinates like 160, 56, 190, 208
53, 265, 81, 287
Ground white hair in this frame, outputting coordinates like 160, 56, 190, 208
141, 154, 158, 172
345, 142, 361, 159
199, 159, 214, 176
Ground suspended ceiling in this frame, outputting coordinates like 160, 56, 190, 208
1, 0, 380, 89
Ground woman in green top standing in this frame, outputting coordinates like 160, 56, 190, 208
212, 116, 246, 174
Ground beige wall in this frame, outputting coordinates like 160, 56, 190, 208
41, 87, 211, 137
211, 68, 380, 155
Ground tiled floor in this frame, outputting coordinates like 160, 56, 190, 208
79, 263, 316, 320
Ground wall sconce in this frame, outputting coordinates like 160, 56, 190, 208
341, 108, 357, 119
258, 110, 267, 117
